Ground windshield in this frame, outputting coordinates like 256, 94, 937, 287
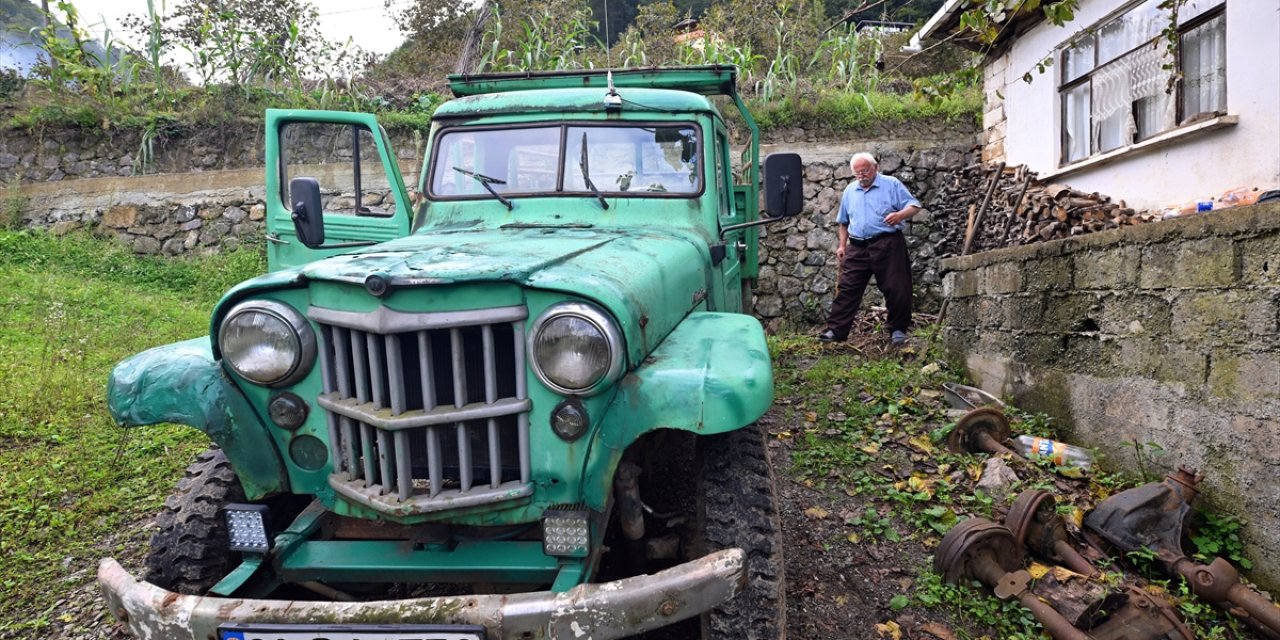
428, 124, 701, 199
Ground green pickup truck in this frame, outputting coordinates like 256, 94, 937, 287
99, 65, 803, 640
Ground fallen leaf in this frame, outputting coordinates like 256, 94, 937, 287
920, 622, 958, 640
861, 441, 881, 454
908, 435, 935, 454
847, 532, 861, 544
908, 472, 935, 497
1052, 565, 1088, 581
967, 463, 983, 482
1028, 562, 1051, 579
805, 506, 830, 520
876, 620, 903, 638
835, 595, 848, 606
773, 431, 792, 439
1066, 506, 1084, 528
805, 411, 818, 421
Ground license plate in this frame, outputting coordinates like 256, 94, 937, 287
218, 623, 487, 640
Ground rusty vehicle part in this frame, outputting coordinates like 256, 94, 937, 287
942, 382, 1005, 411
1086, 468, 1280, 638
1007, 489, 1102, 578
946, 407, 1016, 456
1007, 490, 1195, 640
100, 549, 746, 640
935, 518, 1090, 640
1090, 587, 1196, 640
1025, 563, 1117, 628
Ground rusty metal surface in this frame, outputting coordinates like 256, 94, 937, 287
1085, 468, 1280, 637
1006, 489, 1099, 578
99, 548, 746, 640
1084, 468, 1201, 565
934, 518, 1023, 584
946, 407, 1013, 455
1089, 587, 1195, 640
1173, 557, 1280, 638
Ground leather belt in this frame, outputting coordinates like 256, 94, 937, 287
848, 230, 900, 247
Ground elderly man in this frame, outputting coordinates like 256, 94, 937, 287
818, 152, 921, 345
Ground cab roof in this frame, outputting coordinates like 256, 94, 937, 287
431, 87, 719, 119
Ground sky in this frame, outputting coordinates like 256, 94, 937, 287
74, 0, 411, 57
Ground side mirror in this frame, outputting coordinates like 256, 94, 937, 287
290, 177, 325, 248
763, 153, 803, 218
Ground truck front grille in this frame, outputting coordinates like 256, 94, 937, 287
309, 304, 533, 515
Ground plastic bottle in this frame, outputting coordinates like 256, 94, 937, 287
1012, 435, 1094, 471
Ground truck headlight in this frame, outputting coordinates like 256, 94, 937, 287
219, 300, 316, 387
529, 302, 623, 396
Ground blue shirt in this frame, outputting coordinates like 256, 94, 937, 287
836, 173, 921, 239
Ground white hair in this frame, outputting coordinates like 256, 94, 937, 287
850, 152, 878, 168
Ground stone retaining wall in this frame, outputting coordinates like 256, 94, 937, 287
755, 141, 976, 327
940, 202, 1280, 591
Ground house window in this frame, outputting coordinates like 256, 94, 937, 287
1058, 0, 1226, 164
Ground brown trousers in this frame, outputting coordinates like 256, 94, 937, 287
825, 232, 912, 338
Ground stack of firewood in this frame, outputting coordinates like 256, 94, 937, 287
932, 163, 1159, 257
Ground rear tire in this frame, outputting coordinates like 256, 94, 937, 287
696, 423, 787, 640
144, 447, 246, 594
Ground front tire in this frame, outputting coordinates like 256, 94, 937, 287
696, 423, 787, 640
144, 447, 246, 594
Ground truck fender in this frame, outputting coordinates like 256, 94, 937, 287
581, 312, 773, 508
106, 337, 286, 499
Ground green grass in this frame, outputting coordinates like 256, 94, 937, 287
0, 230, 265, 634
747, 85, 982, 133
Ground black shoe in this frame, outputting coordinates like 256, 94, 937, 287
817, 329, 843, 343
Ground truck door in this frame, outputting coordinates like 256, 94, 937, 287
714, 129, 746, 313
264, 109, 412, 271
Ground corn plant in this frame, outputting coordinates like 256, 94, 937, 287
478, 0, 602, 72
810, 24, 884, 93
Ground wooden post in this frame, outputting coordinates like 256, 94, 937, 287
962, 162, 1005, 256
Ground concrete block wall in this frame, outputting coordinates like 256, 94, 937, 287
940, 202, 1280, 590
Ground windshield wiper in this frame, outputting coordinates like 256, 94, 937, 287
578, 132, 609, 210
453, 166, 513, 211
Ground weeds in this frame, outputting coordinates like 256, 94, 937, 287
1, 183, 27, 230
0, 230, 266, 632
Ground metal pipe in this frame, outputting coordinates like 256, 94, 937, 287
1174, 557, 1280, 637
1052, 539, 1099, 578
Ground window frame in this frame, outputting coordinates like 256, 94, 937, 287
1056, 0, 1226, 166
425, 121, 706, 201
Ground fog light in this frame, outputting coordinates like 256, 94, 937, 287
224, 504, 273, 554
550, 400, 589, 442
541, 509, 590, 558
268, 392, 309, 430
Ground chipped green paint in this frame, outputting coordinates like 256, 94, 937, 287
582, 312, 774, 509
106, 337, 285, 498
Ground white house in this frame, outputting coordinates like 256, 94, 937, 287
919, 0, 1279, 211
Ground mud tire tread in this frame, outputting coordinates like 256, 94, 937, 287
143, 447, 246, 595
698, 422, 787, 640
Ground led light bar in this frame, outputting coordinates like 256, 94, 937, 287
224, 504, 273, 554
541, 510, 591, 558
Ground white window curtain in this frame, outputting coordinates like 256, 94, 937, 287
1090, 28, 1176, 152
1064, 84, 1091, 163
1182, 13, 1226, 119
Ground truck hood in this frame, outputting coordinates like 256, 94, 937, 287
297, 227, 714, 360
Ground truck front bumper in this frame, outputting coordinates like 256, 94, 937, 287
99, 549, 745, 639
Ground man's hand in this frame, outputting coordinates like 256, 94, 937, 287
884, 205, 921, 227
835, 243, 845, 260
